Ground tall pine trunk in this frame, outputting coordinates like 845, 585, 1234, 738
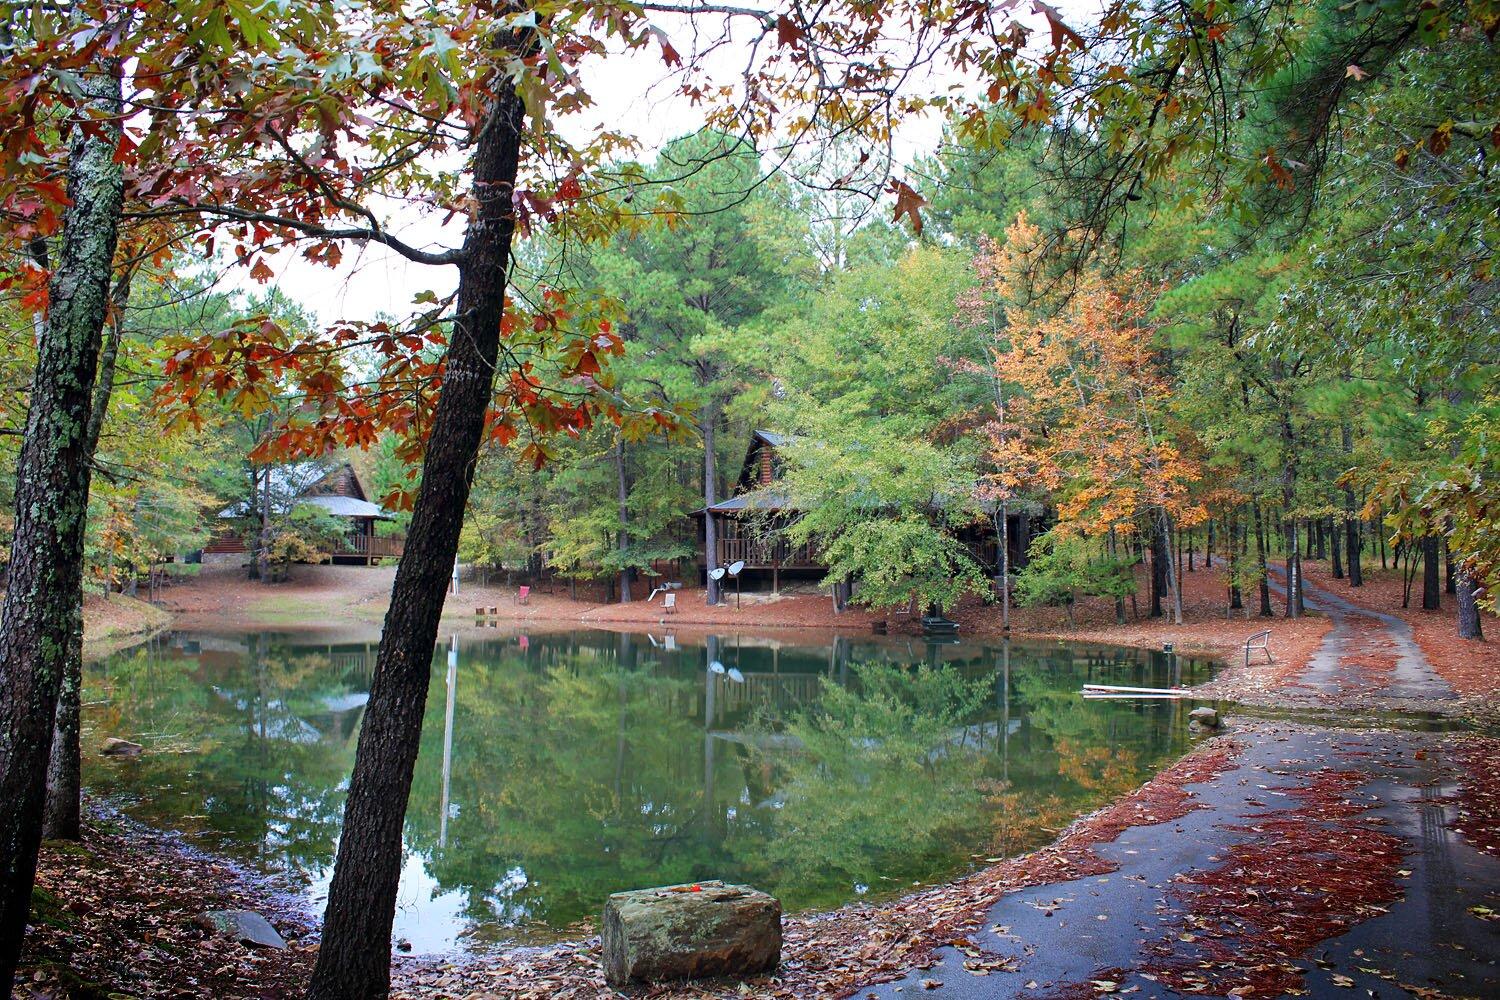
615, 435, 631, 603
1456, 567, 1484, 641
1161, 510, 1183, 625
0, 62, 124, 995
1253, 499, 1273, 617
307, 41, 528, 1000
702, 406, 721, 605
1227, 512, 1243, 612
1148, 520, 1167, 618
1329, 514, 1343, 580
1284, 516, 1303, 618
1342, 423, 1362, 586
42, 270, 128, 841
1421, 535, 1441, 611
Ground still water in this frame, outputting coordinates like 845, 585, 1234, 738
82, 628, 1215, 954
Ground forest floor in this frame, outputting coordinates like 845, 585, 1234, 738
18, 556, 1497, 999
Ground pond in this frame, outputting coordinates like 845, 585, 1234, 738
82, 627, 1216, 954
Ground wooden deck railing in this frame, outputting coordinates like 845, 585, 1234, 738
717, 536, 819, 568
332, 534, 405, 560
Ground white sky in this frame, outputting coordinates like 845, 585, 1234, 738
240, 2, 1090, 325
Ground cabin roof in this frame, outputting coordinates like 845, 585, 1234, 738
704, 490, 792, 514
218, 461, 389, 520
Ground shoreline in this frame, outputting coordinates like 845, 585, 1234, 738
23, 559, 1495, 998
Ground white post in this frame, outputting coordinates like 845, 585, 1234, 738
440, 634, 457, 847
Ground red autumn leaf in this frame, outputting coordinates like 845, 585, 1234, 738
557, 174, 582, 201
1033, 1, 1084, 53
33, 178, 71, 206
249, 257, 274, 283
776, 15, 804, 48
20, 284, 48, 314
1427, 122, 1452, 156
888, 179, 928, 236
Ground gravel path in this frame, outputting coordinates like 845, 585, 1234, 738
1277, 568, 1455, 703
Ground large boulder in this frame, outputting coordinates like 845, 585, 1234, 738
193, 909, 286, 949
99, 737, 143, 756
602, 881, 781, 986
1188, 706, 1220, 729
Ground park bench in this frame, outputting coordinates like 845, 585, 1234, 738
1243, 629, 1273, 668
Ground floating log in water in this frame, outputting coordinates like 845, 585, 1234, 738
1081, 691, 1185, 700
1081, 683, 1190, 695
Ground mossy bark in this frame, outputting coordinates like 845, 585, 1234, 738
0, 62, 124, 994
43, 271, 126, 842
306, 31, 530, 1000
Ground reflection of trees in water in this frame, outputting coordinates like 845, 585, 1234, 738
86, 630, 1203, 940
82, 633, 367, 876
404, 647, 733, 935
739, 662, 993, 903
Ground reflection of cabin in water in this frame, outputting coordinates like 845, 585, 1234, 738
203, 461, 404, 566
700, 430, 1031, 590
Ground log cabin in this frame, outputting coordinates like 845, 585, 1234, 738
202, 461, 404, 566
701, 430, 1030, 593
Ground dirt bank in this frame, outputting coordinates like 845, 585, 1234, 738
82, 592, 172, 658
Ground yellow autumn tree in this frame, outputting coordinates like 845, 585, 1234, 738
973, 215, 1206, 623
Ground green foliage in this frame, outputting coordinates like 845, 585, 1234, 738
264, 504, 348, 577
814, 515, 991, 613
1014, 531, 1134, 625
763, 245, 993, 610
794, 661, 990, 766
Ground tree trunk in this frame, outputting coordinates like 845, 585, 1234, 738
0, 61, 124, 996
1444, 539, 1456, 595
615, 435, 630, 603
1161, 511, 1183, 625
1148, 521, 1166, 619
998, 506, 1010, 630
1252, 500, 1272, 617
1329, 514, 1343, 580
1456, 567, 1484, 641
1421, 535, 1441, 611
1284, 515, 1302, 618
1108, 527, 1124, 625
42, 270, 128, 842
1342, 423, 1362, 587
307, 40, 529, 1000
1228, 513, 1243, 611
702, 407, 721, 605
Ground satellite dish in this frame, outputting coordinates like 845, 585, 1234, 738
727, 667, 745, 683
709, 567, 727, 581
709, 661, 726, 674
727, 560, 745, 576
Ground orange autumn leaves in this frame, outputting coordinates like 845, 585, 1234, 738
968, 215, 1208, 542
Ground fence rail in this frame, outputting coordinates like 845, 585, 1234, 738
716, 536, 819, 568
332, 534, 405, 560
